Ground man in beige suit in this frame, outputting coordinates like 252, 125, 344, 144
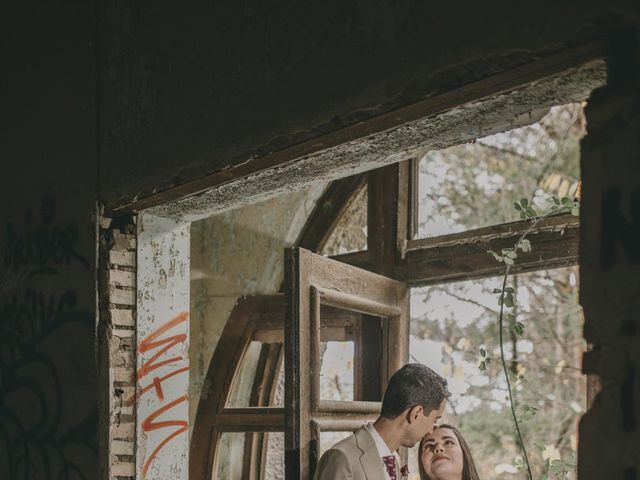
313, 364, 450, 480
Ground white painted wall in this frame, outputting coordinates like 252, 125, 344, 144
136, 214, 190, 480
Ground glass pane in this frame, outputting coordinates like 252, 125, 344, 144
216, 432, 246, 480
227, 341, 283, 407
321, 183, 367, 256
416, 103, 585, 238
410, 266, 584, 480
319, 341, 355, 401
226, 341, 262, 407
319, 430, 353, 456
216, 432, 285, 480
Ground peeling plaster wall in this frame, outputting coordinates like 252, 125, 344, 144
99, 1, 639, 208
189, 185, 324, 429
136, 215, 190, 480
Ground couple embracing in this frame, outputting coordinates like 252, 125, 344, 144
313, 364, 480, 480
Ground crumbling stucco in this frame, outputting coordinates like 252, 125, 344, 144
150, 60, 606, 222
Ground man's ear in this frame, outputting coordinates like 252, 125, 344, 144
407, 405, 424, 423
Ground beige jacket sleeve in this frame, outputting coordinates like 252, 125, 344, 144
313, 448, 354, 480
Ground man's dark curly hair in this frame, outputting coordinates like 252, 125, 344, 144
380, 363, 450, 418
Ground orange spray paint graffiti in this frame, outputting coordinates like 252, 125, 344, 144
127, 311, 189, 478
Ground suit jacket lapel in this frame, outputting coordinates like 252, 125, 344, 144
355, 427, 387, 480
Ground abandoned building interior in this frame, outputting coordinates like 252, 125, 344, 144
2, 3, 640, 480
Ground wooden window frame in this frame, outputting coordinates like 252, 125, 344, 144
284, 248, 409, 479
191, 47, 601, 478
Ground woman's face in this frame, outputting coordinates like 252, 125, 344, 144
421, 428, 464, 480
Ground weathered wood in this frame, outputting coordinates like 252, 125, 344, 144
285, 247, 409, 478
316, 400, 381, 414
406, 213, 578, 250
213, 409, 285, 430
297, 173, 368, 252
316, 287, 401, 317
396, 161, 412, 259
396, 222, 579, 285
368, 165, 399, 277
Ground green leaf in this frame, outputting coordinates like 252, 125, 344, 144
520, 198, 528, 207
493, 288, 502, 293
514, 321, 525, 335
519, 239, 532, 252
480, 347, 487, 357
504, 295, 514, 307
504, 287, 514, 293
479, 360, 486, 372
505, 250, 518, 260
571, 205, 580, 216
503, 256, 515, 266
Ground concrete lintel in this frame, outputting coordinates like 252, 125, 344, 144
147, 59, 605, 223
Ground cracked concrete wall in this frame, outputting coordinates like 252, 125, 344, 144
189, 185, 325, 430
99, 1, 639, 208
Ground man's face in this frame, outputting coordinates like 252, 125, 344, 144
402, 399, 446, 447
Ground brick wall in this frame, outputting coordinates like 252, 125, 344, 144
99, 219, 137, 480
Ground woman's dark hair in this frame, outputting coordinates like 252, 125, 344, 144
418, 424, 480, 480
380, 363, 450, 419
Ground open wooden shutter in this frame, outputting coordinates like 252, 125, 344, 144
284, 247, 409, 479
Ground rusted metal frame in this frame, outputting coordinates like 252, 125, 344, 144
395, 222, 579, 286
107, 39, 605, 216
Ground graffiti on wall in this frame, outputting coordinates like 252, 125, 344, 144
0, 196, 95, 480
127, 311, 189, 479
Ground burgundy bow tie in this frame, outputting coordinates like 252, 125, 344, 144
382, 455, 397, 480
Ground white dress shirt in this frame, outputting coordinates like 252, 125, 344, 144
365, 422, 401, 480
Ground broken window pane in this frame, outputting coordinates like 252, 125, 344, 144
417, 103, 585, 238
